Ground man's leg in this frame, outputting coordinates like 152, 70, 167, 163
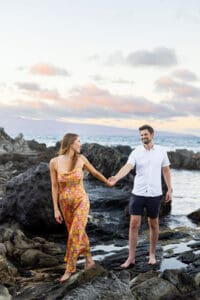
121, 215, 141, 268
148, 217, 159, 264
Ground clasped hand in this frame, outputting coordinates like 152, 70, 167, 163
107, 176, 117, 187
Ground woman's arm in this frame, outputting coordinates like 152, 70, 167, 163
49, 158, 63, 223
81, 155, 112, 187
162, 166, 172, 203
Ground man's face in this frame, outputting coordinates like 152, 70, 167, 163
140, 129, 153, 145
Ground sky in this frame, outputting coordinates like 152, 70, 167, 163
0, 0, 200, 136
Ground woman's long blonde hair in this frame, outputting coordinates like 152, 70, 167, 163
59, 133, 79, 171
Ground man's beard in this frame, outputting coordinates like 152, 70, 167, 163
142, 139, 151, 144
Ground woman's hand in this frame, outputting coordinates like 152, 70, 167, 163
54, 209, 63, 224
106, 179, 115, 187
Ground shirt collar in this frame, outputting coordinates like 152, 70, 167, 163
142, 144, 156, 151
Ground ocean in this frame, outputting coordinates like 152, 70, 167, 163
24, 133, 200, 152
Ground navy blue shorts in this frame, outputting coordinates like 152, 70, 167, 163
129, 194, 162, 218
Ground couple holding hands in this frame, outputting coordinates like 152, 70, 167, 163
50, 124, 172, 282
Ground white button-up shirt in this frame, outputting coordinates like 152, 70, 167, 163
127, 145, 170, 197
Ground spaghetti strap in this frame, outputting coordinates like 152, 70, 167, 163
56, 156, 59, 175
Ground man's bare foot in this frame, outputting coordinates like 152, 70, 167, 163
120, 258, 135, 269
84, 258, 95, 270
59, 271, 72, 282
148, 255, 156, 265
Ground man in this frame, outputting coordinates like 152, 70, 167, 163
109, 124, 172, 268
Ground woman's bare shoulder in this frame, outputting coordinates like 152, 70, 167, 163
49, 156, 59, 167
80, 154, 88, 163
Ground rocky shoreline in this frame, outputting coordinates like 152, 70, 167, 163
0, 128, 200, 299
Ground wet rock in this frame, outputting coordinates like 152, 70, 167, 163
130, 270, 159, 291
188, 209, 200, 224
14, 264, 116, 300
182, 290, 200, 300
131, 276, 180, 300
195, 272, 200, 287
178, 250, 196, 264
159, 228, 190, 240
0, 285, 12, 300
193, 259, 200, 268
0, 255, 18, 284
20, 249, 59, 268
189, 241, 200, 250
101, 241, 162, 276
161, 269, 197, 294
194, 233, 200, 241
0, 228, 62, 270
0, 244, 6, 257
65, 270, 132, 300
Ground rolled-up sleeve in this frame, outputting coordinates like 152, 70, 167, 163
127, 150, 136, 167
162, 150, 170, 167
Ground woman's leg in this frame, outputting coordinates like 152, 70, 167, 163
58, 199, 74, 282
65, 199, 90, 273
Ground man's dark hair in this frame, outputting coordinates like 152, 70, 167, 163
138, 124, 154, 134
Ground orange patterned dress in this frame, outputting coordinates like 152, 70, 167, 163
58, 166, 91, 273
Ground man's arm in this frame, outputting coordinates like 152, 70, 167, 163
162, 166, 172, 202
109, 163, 133, 185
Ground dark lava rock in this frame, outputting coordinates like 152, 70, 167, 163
0, 163, 61, 232
81, 143, 134, 185
161, 269, 197, 294
188, 209, 200, 224
168, 149, 200, 170
178, 251, 196, 264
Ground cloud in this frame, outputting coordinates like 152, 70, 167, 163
172, 69, 198, 81
91, 74, 106, 82
30, 63, 70, 77
1, 83, 180, 120
111, 78, 134, 85
91, 74, 134, 85
105, 50, 125, 66
171, 99, 200, 116
126, 47, 178, 67
94, 47, 178, 68
61, 83, 178, 118
155, 76, 200, 98
155, 76, 200, 116
15, 81, 61, 101
15, 82, 41, 91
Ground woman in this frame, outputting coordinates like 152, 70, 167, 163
50, 133, 112, 282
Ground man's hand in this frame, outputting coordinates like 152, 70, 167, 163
54, 209, 63, 224
165, 190, 172, 203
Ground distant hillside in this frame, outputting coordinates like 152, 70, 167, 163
0, 117, 197, 138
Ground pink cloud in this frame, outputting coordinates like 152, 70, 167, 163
2, 83, 177, 120
30, 63, 70, 77
156, 76, 200, 98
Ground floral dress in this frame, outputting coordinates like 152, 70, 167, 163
58, 166, 91, 273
